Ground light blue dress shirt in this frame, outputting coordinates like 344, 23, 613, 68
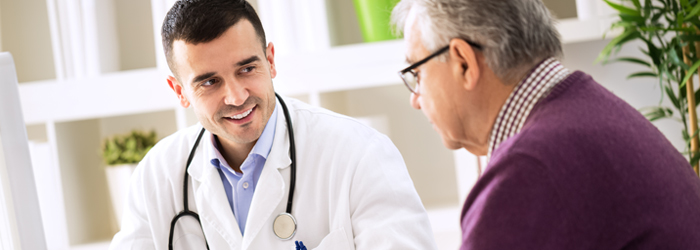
208, 103, 278, 235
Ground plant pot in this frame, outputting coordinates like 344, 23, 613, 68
353, 0, 401, 42
105, 163, 137, 229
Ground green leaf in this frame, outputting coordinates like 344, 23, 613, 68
682, 0, 690, 8
662, 63, 680, 83
597, 29, 640, 63
695, 87, 700, 107
605, 57, 652, 67
690, 153, 700, 168
641, 106, 674, 121
632, 0, 642, 10
644, 40, 662, 66
686, 2, 700, 19
102, 130, 159, 166
666, 85, 681, 109
627, 71, 658, 79
611, 21, 637, 30
680, 34, 700, 42
620, 13, 647, 24
673, 0, 681, 15
669, 46, 691, 71
689, 18, 700, 30
604, 0, 641, 16
651, 11, 664, 22
681, 60, 700, 89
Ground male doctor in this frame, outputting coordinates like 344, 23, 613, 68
109, 0, 437, 249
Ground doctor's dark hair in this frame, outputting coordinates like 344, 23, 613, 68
162, 0, 266, 76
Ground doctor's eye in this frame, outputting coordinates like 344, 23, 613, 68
202, 78, 220, 86
240, 66, 256, 74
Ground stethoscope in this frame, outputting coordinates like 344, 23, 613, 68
168, 93, 297, 250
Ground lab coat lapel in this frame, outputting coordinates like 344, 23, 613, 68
188, 130, 243, 248
242, 102, 292, 249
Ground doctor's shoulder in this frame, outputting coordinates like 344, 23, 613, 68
284, 97, 389, 145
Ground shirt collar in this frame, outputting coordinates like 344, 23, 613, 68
486, 57, 571, 159
207, 101, 280, 170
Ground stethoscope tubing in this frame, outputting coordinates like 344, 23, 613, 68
169, 127, 208, 250
278, 92, 296, 214
168, 93, 295, 249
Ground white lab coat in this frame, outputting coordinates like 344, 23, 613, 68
109, 97, 437, 250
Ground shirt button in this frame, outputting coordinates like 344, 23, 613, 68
242, 182, 249, 189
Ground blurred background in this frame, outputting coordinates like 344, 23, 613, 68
0, 0, 684, 249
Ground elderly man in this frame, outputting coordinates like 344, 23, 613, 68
392, 0, 700, 249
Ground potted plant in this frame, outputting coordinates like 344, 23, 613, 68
598, 0, 700, 176
102, 130, 157, 228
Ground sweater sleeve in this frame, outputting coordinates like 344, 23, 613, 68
460, 152, 573, 250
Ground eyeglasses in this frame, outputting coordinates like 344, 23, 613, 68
398, 40, 482, 94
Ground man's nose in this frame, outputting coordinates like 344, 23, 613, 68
410, 92, 421, 110
223, 81, 249, 107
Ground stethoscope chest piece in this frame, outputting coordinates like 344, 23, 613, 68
273, 212, 297, 240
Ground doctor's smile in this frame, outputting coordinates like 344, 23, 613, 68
222, 105, 256, 125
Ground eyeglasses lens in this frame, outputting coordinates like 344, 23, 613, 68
402, 71, 418, 93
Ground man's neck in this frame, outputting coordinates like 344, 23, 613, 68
464, 68, 520, 155
214, 135, 256, 173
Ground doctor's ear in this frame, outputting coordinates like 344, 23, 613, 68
266, 42, 277, 79
167, 76, 190, 108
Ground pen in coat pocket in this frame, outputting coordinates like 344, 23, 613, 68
295, 241, 307, 250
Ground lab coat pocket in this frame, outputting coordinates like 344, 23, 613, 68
311, 228, 354, 250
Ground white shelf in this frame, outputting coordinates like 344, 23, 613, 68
18, 14, 615, 126
274, 16, 616, 97
274, 40, 407, 96
557, 17, 618, 44
19, 68, 176, 125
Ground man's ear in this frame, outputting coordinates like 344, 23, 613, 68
448, 38, 480, 91
266, 42, 277, 79
167, 75, 190, 108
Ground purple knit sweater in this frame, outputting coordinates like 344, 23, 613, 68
460, 71, 700, 249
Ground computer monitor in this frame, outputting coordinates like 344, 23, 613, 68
0, 52, 47, 250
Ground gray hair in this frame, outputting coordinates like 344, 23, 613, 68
392, 0, 562, 82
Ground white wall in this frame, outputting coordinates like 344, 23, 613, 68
325, 0, 363, 46
0, 0, 55, 82
99, 110, 178, 141
55, 119, 112, 245
542, 0, 578, 19
115, 0, 156, 71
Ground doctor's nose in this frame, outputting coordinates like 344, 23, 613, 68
223, 81, 249, 107
410, 92, 421, 110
